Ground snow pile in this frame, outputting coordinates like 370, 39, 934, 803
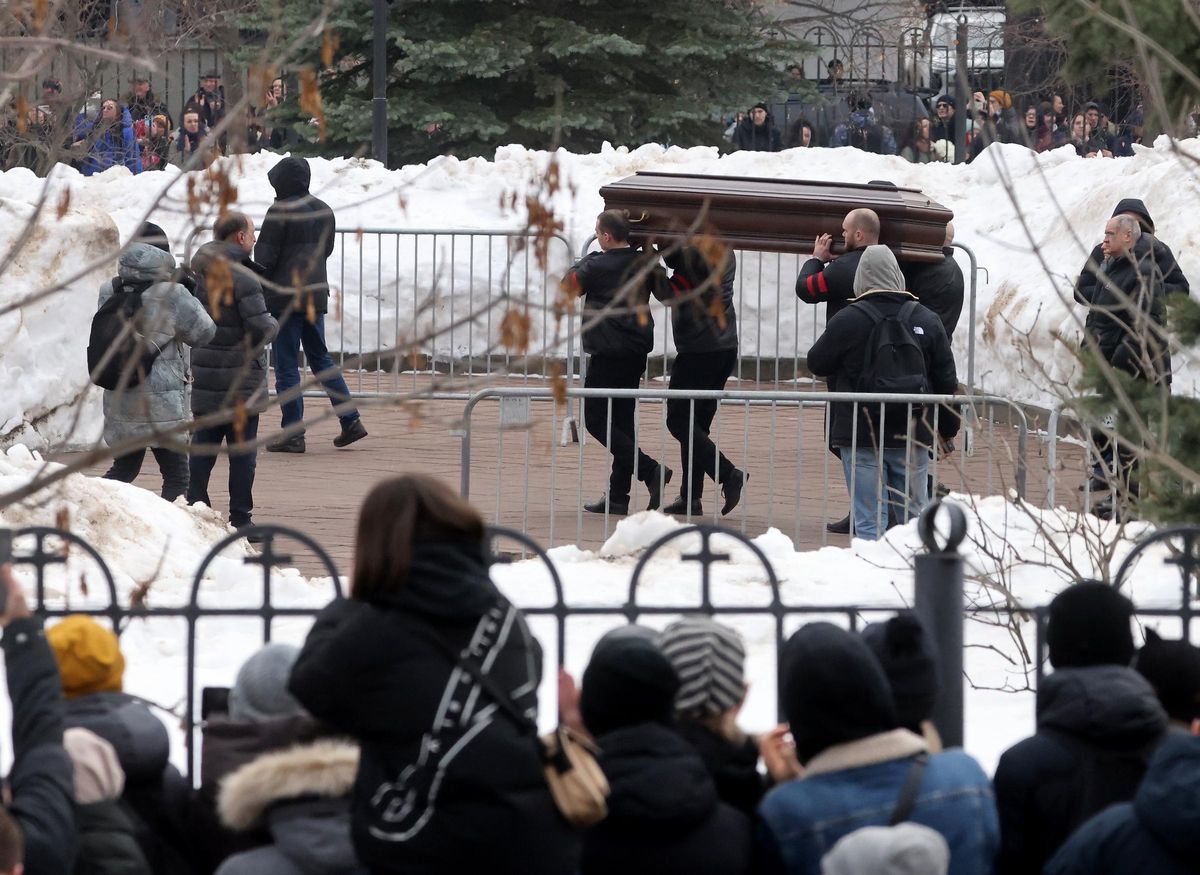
3, 137, 1200, 449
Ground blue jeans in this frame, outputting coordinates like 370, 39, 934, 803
841, 446, 929, 540
187, 415, 259, 527
272, 314, 359, 432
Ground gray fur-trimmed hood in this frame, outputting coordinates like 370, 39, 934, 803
218, 739, 359, 831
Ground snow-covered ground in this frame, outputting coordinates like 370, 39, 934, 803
2, 137, 1199, 449
0, 447, 1186, 775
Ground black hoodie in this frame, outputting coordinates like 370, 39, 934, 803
579, 637, 752, 875
993, 665, 1168, 875
288, 540, 579, 875
254, 156, 337, 317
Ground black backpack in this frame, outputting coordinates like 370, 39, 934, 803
87, 276, 162, 391
855, 299, 930, 396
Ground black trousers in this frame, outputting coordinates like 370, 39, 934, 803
584, 354, 659, 502
104, 447, 189, 502
666, 350, 738, 501
186, 415, 260, 527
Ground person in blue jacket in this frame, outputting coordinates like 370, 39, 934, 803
73, 98, 141, 175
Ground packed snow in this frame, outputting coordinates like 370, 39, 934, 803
0, 447, 1188, 775
2, 137, 1199, 450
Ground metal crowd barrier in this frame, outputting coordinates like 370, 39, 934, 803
458, 386, 1028, 548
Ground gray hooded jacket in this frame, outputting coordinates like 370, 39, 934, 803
98, 244, 217, 448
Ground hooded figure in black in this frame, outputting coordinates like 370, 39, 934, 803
288, 475, 578, 875
578, 633, 752, 875
992, 581, 1169, 875
732, 104, 782, 152
1044, 731, 1200, 875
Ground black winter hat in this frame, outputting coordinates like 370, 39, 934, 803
1112, 198, 1155, 233
134, 222, 171, 254
580, 632, 679, 739
781, 623, 898, 764
1134, 629, 1200, 723
935, 94, 956, 108
861, 612, 940, 733
1046, 580, 1135, 669
752, 102, 769, 114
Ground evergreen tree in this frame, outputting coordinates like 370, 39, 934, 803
252, 0, 796, 165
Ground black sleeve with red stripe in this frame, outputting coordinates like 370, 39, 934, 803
795, 256, 832, 303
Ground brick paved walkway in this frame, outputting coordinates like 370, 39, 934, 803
60, 377, 1088, 577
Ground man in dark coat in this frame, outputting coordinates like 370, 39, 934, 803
992, 581, 1169, 875
901, 223, 965, 339
568, 210, 670, 515
654, 246, 746, 516
255, 156, 366, 453
1044, 729, 1199, 875
930, 94, 957, 145
807, 245, 960, 541
732, 103, 782, 152
0, 564, 78, 875
578, 633, 752, 875
186, 211, 279, 540
1075, 209, 1174, 517
184, 73, 225, 135
796, 208, 882, 534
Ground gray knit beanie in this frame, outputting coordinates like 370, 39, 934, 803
228, 643, 306, 723
821, 823, 950, 875
660, 616, 746, 718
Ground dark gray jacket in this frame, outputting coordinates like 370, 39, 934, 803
654, 247, 738, 354
571, 246, 657, 357
98, 244, 216, 447
255, 157, 336, 317
190, 241, 278, 416
3, 617, 78, 875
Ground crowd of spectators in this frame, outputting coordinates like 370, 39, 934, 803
728, 61, 1155, 164
0, 72, 297, 176
3, 477, 1198, 874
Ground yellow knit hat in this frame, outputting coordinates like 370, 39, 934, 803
47, 615, 125, 698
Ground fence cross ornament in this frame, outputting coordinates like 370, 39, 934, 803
1163, 531, 1200, 604
1113, 524, 1200, 607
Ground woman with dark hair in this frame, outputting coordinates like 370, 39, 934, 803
72, 98, 141, 175
1068, 111, 1090, 157
288, 475, 579, 875
900, 117, 939, 163
170, 109, 209, 167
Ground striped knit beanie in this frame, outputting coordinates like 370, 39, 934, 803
660, 616, 746, 718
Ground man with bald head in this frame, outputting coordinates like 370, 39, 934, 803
796, 208, 881, 322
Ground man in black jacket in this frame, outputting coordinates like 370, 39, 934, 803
796, 208, 882, 535
807, 245, 959, 540
901, 222, 964, 340
1075, 208, 1175, 516
570, 210, 670, 515
731, 103, 782, 152
0, 564, 78, 875
256, 156, 367, 453
654, 246, 746, 516
187, 211, 279, 540
993, 581, 1168, 875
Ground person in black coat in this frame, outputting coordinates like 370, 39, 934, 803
569, 210, 670, 515
256, 156, 366, 453
992, 581, 1168, 875
653, 246, 746, 516
901, 223, 964, 340
186, 212, 279, 537
1043, 729, 1200, 875
731, 104, 782, 152
578, 632, 752, 875
0, 565, 77, 875
806, 245, 960, 541
288, 474, 579, 875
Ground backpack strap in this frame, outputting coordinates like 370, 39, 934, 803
898, 300, 921, 324
854, 300, 885, 325
889, 752, 929, 825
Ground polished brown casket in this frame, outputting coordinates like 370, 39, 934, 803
599, 172, 953, 263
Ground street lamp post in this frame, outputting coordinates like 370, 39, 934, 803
372, 0, 388, 165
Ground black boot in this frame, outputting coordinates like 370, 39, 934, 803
826, 514, 851, 535
645, 465, 673, 511
721, 469, 747, 516
662, 495, 703, 516
334, 419, 368, 448
266, 434, 306, 454
584, 495, 629, 515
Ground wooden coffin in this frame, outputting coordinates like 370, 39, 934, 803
599, 172, 952, 263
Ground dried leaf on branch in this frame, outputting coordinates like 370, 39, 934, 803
500, 308, 532, 354
550, 362, 567, 407
56, 187, 71, 219
232, 400, 248, 445
206, 257, 233, 319
299, 68, 326, 141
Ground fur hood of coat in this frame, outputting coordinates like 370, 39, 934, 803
218, 739, 359, 832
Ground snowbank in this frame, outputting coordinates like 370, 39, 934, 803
2, 137, 1199, 449
0, 447, 1186, 773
